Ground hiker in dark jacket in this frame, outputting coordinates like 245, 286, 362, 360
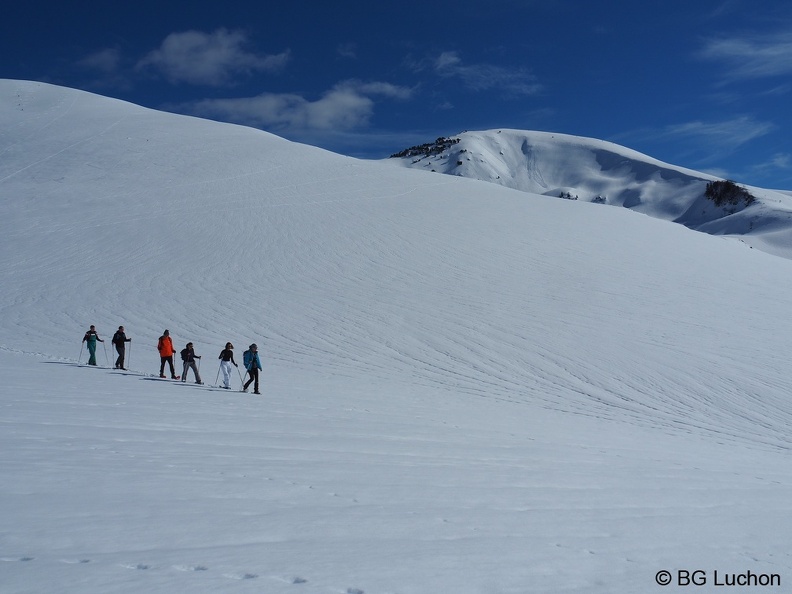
180, 342, 202, 384
112, 326, 131, 370
218, 342, 237, 389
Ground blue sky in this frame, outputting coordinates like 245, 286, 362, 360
4, 0, 792, 188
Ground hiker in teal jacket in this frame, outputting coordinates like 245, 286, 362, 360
242, 344, 262, 394
82, 325, 104, 366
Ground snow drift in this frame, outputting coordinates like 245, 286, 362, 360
3, 80, 792, 594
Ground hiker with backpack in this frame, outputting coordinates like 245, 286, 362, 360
242, 343, 262, 394
180, 342, 202, 384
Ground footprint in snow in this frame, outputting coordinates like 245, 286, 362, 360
224, 572, 258, 580
174, 564, 208, 572
123, 563, 151, 570
272, 575, 308, 585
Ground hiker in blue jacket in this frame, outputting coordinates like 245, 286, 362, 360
242, 344, 262, 394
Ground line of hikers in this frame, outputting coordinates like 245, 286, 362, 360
82, 326, 263, 394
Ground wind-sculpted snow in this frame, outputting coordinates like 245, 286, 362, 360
3, 79, 792, 445
3, 80, 792, 593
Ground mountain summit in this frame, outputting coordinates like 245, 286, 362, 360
389, 130, 792, 257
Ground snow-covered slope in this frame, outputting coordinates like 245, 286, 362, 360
4, 80, 792, 593
388, 130, 792, 258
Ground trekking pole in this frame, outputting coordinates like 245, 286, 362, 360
78, 342, 84, 364
127, 341, 132, 370
237, 366, 247, 391
102, 341, 109, 366
215, 363, 221, 386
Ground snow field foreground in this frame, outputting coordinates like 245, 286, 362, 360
4, 349, 792, 594
4, 80, 792, 592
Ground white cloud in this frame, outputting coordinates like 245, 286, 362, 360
347, 80, 412, 100
700, 31, 792, 81
432, 51, 542, 96
78, 48, 121, 74
137, 29, 290, 86
187, 80, 413, 132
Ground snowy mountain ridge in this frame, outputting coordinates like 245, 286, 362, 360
388, 129, 792, 257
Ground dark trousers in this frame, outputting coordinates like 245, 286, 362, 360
244, 368, 259, 393
182, 360, 202, 383
160, 356, 176, 377
115, 345, 126, 369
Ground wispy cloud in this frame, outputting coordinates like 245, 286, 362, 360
706, 0, 743, 19
617, 116, 776, 167
660, 116, 775, 147
429, 51, 542, 96
752, 153, 792, 174
78, 48, 122, 74
137, 29, 290, 86
185, 80, 413, 132
337, 43, 358, 59
699, 31, 792, 81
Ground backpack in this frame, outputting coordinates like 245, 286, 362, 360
180, 348, 189, 362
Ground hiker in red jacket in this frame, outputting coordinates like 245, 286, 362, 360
157, 329, 179, 379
